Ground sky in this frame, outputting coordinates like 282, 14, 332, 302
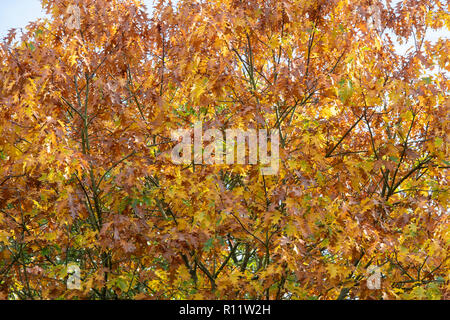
0, 0, 155, 38
0, 0, 47, 38
0, 0, 448, 55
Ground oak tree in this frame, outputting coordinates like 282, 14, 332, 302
0, 0, 448, 299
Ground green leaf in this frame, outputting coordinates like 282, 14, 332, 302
203, 238, 214, 252
116, 278, 128, 291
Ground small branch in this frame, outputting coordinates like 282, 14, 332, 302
326, 114, 364, 158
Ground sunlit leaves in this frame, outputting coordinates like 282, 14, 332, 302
0, 0, 448, 300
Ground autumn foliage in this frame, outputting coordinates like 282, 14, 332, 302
0, 0, 448, 300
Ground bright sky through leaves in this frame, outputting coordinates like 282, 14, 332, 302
0, 0, 447, 56
0, 0, 155, 37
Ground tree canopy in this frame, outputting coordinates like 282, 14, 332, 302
0, 0, 448, 300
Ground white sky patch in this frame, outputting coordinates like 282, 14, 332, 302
0, 0, 155, 38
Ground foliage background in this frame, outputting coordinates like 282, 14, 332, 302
0, 0, 448, 299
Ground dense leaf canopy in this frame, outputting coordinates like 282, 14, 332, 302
0, 0, 448, 299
